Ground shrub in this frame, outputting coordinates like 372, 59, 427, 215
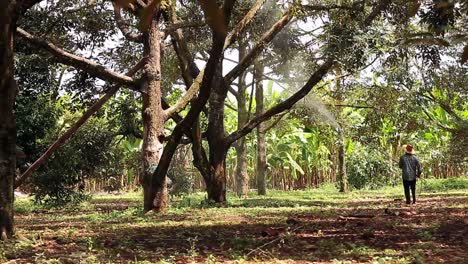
346, 147, 397, 190
32, 117, 118, 206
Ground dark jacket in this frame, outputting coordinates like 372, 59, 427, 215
399, 153, 422, 181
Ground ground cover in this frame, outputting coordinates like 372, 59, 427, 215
1, 178, 467, 263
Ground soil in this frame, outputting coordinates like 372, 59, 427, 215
3, 193, 467, 263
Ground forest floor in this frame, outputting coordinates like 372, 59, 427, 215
2, 181, 467, 263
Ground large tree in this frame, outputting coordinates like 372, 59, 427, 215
0, 0, 44, 240
13, 0, 261, 212
144, 0, 393, 204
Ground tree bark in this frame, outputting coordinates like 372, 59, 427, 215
206, 64, 229, 202
147, 0, 236, 210
235, 42, 249, 197
149, 30, 228, 208
141, 14, 166, 212
0, 0, 17, 240
255, 62, 267, 195
207, 150, 227, 202
334, 68, 348, 193
337, 128, 348, 192
200, 7, 294, 202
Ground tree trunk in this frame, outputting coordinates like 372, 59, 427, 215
0, 0, 17, 240
334, 68, 348, 192
235, 42, 249, 197
141, 15, 166, 212
337, 128, 348, 192
255, 63, 266, 195
207, 149, 227, 202
148, 29, 228, 210
206, 66, 229, 203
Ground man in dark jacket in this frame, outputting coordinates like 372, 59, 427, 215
399, 144, 422, 204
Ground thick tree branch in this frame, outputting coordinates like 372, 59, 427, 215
163, 21, 205, 37
400, 32, 468, 48
17, 27, 135, 87
403, 37, 450, 47
112, 2, 144, 43
163, 70, 204, 118
165, 0, 264, 116
191, 118, 212, 182
246, 80, 255, 120
223, 8, 292, 85
161, 99, 183, 123
224, 0, 265, 49
15, 58, 146, 188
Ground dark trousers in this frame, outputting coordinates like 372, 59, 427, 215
403, 180, 416, 204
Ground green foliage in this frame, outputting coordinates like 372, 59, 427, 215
32, 115, 119, 206
16, 93, 59, 166
14, 198, 38, 214
346, 144, 397, 190
116, 137, 142, 191
421, 177, 468, 192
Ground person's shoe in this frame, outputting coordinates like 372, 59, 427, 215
412, 201, 416, 204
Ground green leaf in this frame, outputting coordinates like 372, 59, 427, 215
424, 132, 433, 140
127, 170, 134, 183
346, 139, 354, 155
286, 153, 305, 175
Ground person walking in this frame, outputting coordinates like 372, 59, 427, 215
399, 144, 422, 205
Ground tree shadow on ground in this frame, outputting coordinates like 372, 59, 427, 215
7, 195, 468, 263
